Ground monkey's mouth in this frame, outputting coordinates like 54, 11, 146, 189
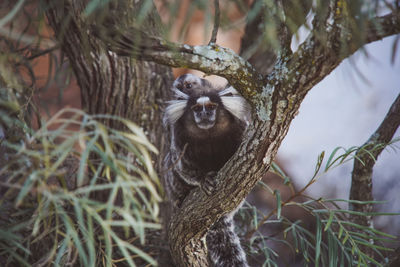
197, 121, 215, 129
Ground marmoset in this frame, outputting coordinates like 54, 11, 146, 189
163, 74, 250, 267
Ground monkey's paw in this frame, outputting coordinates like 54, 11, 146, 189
202, 171, 217, 196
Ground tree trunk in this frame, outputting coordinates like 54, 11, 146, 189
45, 1, 174, 264
45, 0, 172, 167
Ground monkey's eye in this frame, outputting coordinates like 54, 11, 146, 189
191, 104, 203, 112
185, 83, 192, 89
191, 103, 218, 112
205, 103, 218, 111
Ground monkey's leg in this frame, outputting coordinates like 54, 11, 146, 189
206, 215, 248, 267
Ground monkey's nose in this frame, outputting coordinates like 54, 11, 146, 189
200, 110, 213, 119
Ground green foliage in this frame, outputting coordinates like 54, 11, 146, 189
0, 108, 162, 266
238, 144, 399, 267
240, 198, 398, 267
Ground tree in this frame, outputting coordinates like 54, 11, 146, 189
1, 0, 400, 266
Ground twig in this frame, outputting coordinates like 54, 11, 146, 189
209, 0, 220, 45
0, 0, 26, 28
244, 175, 317, 240
26, 45, 60, 61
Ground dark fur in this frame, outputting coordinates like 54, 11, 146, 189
176, 92, 245, 172
164, 74, 249, 267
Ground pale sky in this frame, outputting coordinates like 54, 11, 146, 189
278, 35, 400, 233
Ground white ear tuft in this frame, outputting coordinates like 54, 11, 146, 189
221, 96, 249, 121
164, 100, 187, 125
218, 86, 239, 97
219, 87, 250, 123
172, 89, 189, 100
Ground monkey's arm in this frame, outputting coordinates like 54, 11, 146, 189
165, 149, 216, 208
174, 152, 217, 194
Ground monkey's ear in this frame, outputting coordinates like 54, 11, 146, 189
218, 86, 238, 97
164, 100, 188, 125
172, 88, 189, 100
219, 87, 251, 124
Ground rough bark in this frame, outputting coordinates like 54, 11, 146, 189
45, 0, 173, 166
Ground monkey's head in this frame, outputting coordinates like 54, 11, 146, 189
172, 73, 209, 96
164, 74, 250, 138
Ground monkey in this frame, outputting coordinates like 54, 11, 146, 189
163, 74, 250, 267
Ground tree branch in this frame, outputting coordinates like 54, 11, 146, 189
366, 12, 400, 43
94, 25, 265, 101
348, 93, 400, 259
208, 0, 220, 45
97, 8, 400, 112
349, 93, 400, 226
276, 9, 400, 100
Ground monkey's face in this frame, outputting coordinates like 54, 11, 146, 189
164, 74, 250, 135
191, 96, 218, 129
173, 74, 209, 96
